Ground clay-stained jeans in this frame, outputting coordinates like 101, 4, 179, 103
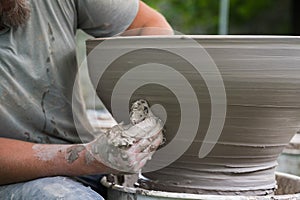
0, 176, 104, 200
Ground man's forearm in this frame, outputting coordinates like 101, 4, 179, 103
0, 138, 109, 185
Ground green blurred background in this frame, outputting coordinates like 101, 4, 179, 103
143, 0, 299, 35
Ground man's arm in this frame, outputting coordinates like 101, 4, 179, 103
125, 1, 173, 35
0, 128, 162, 185
0, 138, 109, 185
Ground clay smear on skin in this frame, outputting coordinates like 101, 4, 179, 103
32, 144, 67, 161
33, 144, 89, 164
65, 145, 85, 164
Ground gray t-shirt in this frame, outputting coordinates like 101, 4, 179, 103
0, 0, 138, 144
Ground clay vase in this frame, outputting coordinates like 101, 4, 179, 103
86, 36, 300, 195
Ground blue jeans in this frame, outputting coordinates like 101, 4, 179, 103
0, 176, 105, 200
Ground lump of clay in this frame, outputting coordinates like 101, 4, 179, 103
104, 100, 164, 149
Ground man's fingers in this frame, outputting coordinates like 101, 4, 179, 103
128, 138, 151, 154
142, 133, 164, 153
129, 131, 163, 153
133, 153, 154, 172
126, 117, 163, 139
121, 133, 163, 171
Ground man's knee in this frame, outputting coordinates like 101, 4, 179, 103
0, 177, 104, 200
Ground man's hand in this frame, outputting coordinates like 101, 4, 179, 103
87, 130, 163, 173
87, 100, 164, 173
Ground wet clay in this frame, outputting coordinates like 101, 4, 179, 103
65, 145, 85, 164
87, 36, 300, 195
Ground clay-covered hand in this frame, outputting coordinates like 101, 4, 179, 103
87, 100, 164, 173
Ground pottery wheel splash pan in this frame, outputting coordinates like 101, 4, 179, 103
86, 36, 300, 195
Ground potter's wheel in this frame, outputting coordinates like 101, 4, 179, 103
101, 172, 300, 200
